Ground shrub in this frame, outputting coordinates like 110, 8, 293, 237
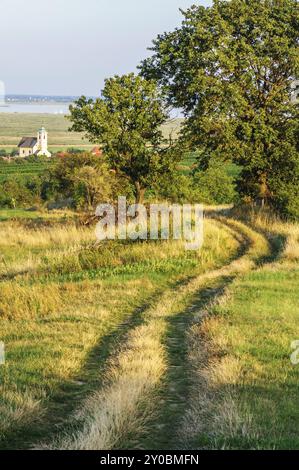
155, 162, 237, 205
192, 162, 237, 205
41, 152, 134, 210
0, 177, 42, 208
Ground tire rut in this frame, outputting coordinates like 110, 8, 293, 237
124, 216, 276, 450
41, 216, 265, 450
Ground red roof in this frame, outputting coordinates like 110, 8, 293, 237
56, 151, 69, 158
91, 146, 103, 157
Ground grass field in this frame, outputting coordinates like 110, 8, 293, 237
0, 113, 183, 153
0, 113, 93, 152
0, 207, 298, 450
0, 212, 238, 449
179, 213, 299, 450
0, 114, 186, 185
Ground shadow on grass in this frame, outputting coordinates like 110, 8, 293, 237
207, 206, 286, 265
125, 276, 235, 450
1, 214, 285, 450
122, 217, 286, 450
0, 271, 198, 450
0, 289, 162, 450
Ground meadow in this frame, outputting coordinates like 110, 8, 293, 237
0, 113, 183, 153
0, 208, 298, 449
1, 0, 297, 451
0, 113, 91, 153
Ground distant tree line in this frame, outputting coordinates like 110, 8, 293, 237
0, 149, 19, 158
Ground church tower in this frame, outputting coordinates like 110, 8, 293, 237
37, 127, 51, 157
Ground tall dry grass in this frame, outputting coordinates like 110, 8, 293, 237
253, 213, 299, 261
0, 221, 94, 248
0, 219, 238, 319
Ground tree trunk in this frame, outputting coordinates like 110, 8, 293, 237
258, 172, 270, 208
134, 181, 146, 204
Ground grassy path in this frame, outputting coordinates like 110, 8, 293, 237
126, 217, 274, 450
178, 215, 299, 450
43, 216, 271, 450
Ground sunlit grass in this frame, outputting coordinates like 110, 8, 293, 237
181, 213, 299, 450
0, 215, 238, 448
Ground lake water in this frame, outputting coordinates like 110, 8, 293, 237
0, 103, 72, 114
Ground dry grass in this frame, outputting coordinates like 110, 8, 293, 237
52, 321, 167, 450
0, 220, 93, 248
253, 214, 299, 262
0, 219, 238, 320
231, 209, 299, 262
0, 277, 155, 442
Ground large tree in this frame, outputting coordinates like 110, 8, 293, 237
141, 0, 299, 217
69, 73, 178, 203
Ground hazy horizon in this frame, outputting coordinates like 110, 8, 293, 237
1, 0, 211, 97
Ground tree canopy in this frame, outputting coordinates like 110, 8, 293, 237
141, 0, 299, 217
69, 73, 179, 203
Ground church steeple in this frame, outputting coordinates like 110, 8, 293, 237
37, 127, 51, 157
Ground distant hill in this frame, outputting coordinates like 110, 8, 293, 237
6, 95, 82, 104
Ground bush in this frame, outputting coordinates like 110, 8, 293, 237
153, 173, 192, 203
10, 149, 19, 157
155, 161, 237, 205
41, 152, 134, 210
271, 185, 299, 221
192, 162, 237, 205
0, 177, 42, 208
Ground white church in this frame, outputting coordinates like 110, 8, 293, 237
18, 127, 51, 158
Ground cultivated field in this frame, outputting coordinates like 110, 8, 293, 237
0, 159, 54, 183
0, 208, 298, 449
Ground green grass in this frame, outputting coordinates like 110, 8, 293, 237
177, 151, 242, 176
0, 278, 158, 449
182, 216, 299, 450
178, 152, 198, 175
0, 205, 298, 450
204, 267, 299, 449
0, 208, 76, 221
0, 208, 44, 220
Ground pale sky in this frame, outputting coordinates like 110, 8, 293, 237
0, 0, 211, 96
